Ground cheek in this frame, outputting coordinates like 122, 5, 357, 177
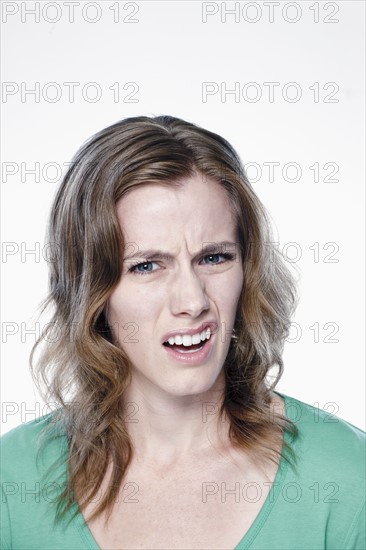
207, 266, 243, 310
106, 283, 163, 335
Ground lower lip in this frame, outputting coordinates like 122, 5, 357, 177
162, 334, 215, 365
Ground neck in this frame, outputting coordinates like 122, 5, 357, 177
121, 370, 229, 469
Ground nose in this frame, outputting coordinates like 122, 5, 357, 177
170, 263, 209, 318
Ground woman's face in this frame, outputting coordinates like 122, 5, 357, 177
106, 173, 244, 397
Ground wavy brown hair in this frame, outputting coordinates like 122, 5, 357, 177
30, 114, 299, 527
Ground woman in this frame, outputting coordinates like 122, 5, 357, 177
1, 115, 364, 549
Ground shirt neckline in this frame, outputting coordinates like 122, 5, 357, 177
74, 391, 294, 550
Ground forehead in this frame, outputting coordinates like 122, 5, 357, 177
115, 175, 237, 246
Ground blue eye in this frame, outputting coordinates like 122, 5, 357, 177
128, 253, 236, 276
203, 254, 225, 264
129, 261, 157, 275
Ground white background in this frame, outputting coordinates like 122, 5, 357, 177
1, 1, 365, 434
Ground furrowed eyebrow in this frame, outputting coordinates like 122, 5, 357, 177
122, 241, 239, 262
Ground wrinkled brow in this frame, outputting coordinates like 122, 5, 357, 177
123, 241, 239, 262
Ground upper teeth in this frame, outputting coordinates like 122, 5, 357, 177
166, 328, 211, 347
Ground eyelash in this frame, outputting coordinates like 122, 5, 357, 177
128, 253, 236, 276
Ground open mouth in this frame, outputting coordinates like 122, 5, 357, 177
162, 339, 208, 354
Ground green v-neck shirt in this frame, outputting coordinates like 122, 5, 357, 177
1, 392, 365, 549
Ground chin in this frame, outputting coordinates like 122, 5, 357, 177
163, 369, 224, 398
